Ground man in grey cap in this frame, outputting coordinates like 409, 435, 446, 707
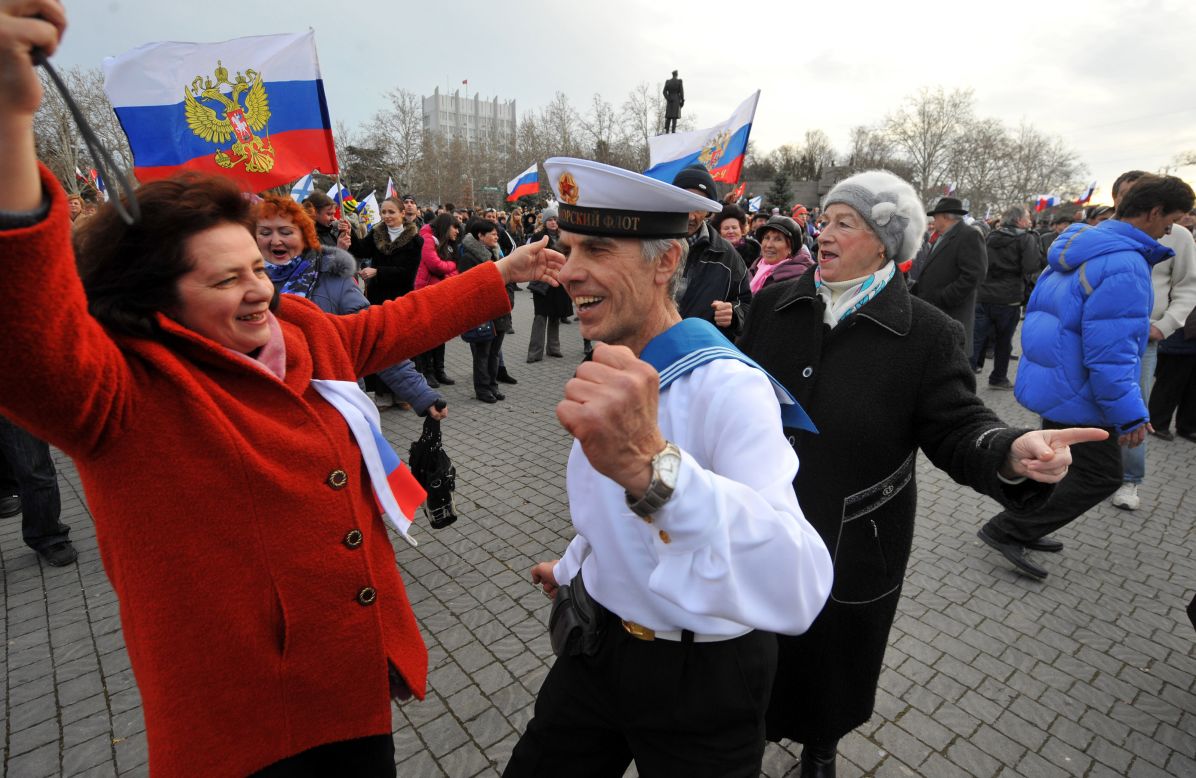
505, 157, 831, 777
671, 164, 752, 338
910, 196, 988, 357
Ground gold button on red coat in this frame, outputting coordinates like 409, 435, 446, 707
343, 529, 363, 549
357, 587, 377, 606
327, 469, 348, 489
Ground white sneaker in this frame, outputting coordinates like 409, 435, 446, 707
1111, 483, 1139, 511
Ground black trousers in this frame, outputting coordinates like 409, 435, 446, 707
504, 606, 776, 778
470, 332, 504, 396
988, 418, 1122, 543
1149, 352, 1196, 434
971, 302, 1020, 382
0, 417, 69, 553
416, 343, 446, 375
250, 734, 395, 777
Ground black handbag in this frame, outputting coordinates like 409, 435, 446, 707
407, 415, 457, 528
461, 320, 495, 343
548, 568, 605, 657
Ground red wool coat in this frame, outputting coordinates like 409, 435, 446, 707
0, 167, 511, 776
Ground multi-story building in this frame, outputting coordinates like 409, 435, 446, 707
422, 87, 517, 145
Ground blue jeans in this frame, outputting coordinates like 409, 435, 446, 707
0, 417, 69, 552
971, 303, 1020, 382
1121, 342, 1157, 484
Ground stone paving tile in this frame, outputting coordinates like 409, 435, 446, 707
5, 295, 1196, 776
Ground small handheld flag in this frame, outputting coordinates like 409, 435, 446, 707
356, 190, 381, 230
386, 176, 398, 200
290, 171, 315, 202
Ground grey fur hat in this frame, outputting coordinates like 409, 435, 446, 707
822, 170, 924, 262
541, 207, 559, 221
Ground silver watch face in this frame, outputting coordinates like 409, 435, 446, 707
656, 448, 682, 490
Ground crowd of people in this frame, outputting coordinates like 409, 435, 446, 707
3, 2, 1196, 777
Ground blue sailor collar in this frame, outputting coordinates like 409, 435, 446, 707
639, 318, 817, 433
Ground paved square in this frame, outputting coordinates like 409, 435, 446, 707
3, 291, 1194, 776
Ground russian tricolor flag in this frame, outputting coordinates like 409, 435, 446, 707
506, 163, 539, 202
644, 91, 759, 185
102, 31, 338, 192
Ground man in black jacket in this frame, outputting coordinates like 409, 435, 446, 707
974, 205, 1042, 388
671, 165, 752, 339
910, 197, 987, 357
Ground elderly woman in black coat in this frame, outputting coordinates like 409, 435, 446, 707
737, 170, 1106, 777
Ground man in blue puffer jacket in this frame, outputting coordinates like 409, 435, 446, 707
978, 174, 1194, 581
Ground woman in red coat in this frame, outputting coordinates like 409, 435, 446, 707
0, 6, 562, 774
413, 213, 461, 387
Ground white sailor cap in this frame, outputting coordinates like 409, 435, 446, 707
543, 157, 722, 239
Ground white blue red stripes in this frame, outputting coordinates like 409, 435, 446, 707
506, 163, 539, 201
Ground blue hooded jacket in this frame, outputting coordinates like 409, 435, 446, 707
1014, 220, 1173, 431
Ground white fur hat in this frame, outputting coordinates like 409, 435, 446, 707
822, 170, 924, 262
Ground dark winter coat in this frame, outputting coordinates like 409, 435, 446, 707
677, 223, 752, 338
738, 270, 1050, 743
980, 226, 1042, 305
663, 77, 684, 119
459, 234, 514, 333
911, 220, 987, 357
355, 221, 423, 304
734, 235, 761, 267
529, 228, 574, 318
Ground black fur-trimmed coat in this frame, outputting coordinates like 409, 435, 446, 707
738, 270, 1049, 743
354, 222, 422, 304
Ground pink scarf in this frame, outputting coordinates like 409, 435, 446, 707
746, 256, 784, 293
225, 311, 287, 380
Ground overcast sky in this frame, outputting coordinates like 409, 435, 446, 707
57, 0, 1196, 203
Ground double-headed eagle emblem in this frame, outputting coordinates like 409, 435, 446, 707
184, 60, 274, 173
698, 130, 731, 172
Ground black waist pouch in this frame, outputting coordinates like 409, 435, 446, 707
548, 568, 605, 657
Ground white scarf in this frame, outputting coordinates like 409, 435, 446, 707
814, 261, 897, 327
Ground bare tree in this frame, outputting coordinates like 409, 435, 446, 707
995, 122, 1085, 208
365, 87, 424, 186
540, 92, 581, 158
34, 66, 132, 194
884, 87, 975, 198
946, 117, 1010, 213
799, 129, 836, 180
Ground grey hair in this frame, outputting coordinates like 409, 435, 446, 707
1002, 205, 1029, 225
641, 238, 690, 301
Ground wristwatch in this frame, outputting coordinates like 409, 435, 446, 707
625, 442, 682, 518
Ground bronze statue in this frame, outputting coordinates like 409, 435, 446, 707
663, 70, 684, 133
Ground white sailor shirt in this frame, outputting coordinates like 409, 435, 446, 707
552, 358, 833, 637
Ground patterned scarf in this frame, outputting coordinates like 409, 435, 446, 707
264, 254, 319, 298
814, 261, 897, 327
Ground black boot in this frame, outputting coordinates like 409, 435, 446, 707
433, 353, 455, 386
496, 367, 518, 385
799, 740, 838, 778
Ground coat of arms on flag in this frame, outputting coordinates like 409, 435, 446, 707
184, 61, 274, 173
698, 130, 731, 171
